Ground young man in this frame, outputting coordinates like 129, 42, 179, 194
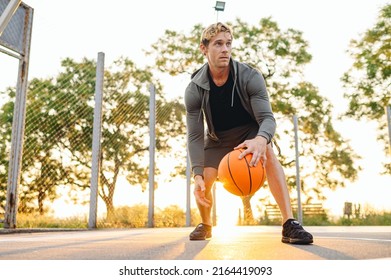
184, 22, 313, 244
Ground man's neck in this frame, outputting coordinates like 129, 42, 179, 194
208, 66, 230, 86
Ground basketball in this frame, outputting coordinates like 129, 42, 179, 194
218, 148, 266, 196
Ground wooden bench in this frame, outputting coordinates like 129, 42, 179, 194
300, 203, 327, 217
264, 204, 282, 221
264, 203, 327, 221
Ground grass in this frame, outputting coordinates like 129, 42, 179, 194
335, 211, 391, 226
6, 213, 89, 229
1, 206, 390, 229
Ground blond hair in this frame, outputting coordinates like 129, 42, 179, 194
200, 22, 233, 47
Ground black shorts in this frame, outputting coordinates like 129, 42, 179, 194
204, 122, 259, 169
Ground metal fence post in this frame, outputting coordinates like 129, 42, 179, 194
88, 52, 105, 229
293, 115, 303, 224
3, 4, 33, 229
186, 152, 191, 227
148, 84, 156, 228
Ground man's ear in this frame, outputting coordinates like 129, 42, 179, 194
200, 44, 206, 56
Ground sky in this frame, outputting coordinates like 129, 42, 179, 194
1, 0, 390, 220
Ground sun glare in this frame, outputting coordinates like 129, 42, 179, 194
214, 182, 243, 227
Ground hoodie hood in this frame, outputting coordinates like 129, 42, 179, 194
191, 59, 237, 106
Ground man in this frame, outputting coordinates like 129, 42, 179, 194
184, 22, 313, 244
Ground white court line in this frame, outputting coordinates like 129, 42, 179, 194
0, 229, 162, 242
317, 236, 391, 242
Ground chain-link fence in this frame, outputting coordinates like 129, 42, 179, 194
1, 47, 199, 228
1, 51, 199, 228
0, 0, 199, 229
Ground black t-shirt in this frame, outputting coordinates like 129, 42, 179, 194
209, 72, 254, 131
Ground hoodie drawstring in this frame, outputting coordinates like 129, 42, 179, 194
231, 72, 237, 107
198, 91, 206, 122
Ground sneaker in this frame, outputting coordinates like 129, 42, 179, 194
189, 223, 212, 240
282, 219, 313, 244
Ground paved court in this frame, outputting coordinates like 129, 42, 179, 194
0, 225, 390, 260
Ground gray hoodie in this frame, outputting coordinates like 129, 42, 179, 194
184, 59, 276, 177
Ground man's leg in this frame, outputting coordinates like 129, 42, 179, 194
265, 144, 313, 244
265, 143, 294, 223
190, 167, 217, 240
196, 167, 218, 226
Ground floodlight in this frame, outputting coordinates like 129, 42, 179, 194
214, 1, 225, 12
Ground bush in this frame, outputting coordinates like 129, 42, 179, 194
336, 210, 391, 226
15, 213, 88, 228
2, 205, 390, 229
100, 204, 201, 228
101, 204, 148, 228
155, 205, 186, 227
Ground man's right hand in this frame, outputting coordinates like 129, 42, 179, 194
193, 175, 211, 208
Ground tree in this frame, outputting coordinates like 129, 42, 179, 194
341, 4, 391, 174
147, 18, 360, 220
0, 90, 14, 211
95, 57, 186, 219
0, 79, 76, 214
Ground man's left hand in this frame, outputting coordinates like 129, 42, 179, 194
234, 136, 267, 167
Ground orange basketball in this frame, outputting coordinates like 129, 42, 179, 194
218, 149, 266, 196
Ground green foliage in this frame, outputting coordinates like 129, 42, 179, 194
232, 18, 312, 80
155, 205, 187, 227
0, 57, 186, 218
104, 204, 149, 228
145, 25, 205, 75
100, 204, 200, 228
15, 213, 88, 229
337, 211, 391, 226
341, 3, 391, 174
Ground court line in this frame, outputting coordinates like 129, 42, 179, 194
317, 236, 391, 242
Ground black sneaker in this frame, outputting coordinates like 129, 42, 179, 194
189, 223, 212, 240
282, 219, 313, 244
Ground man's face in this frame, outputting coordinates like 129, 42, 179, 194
202, 31, 232, 69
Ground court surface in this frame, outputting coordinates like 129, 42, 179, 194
0, 225, 390, 260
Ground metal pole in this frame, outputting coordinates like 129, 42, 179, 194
212, 183, 217, 226
293, 115, 303, 224
386, 105, 391, 156
148, 84, 156, 228
88, 52, 105, 229
4, 6, 33, 229
0, 0, 22, 36
186, 152, 191, 227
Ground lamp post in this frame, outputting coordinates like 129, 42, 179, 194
214, 1, 225, 22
